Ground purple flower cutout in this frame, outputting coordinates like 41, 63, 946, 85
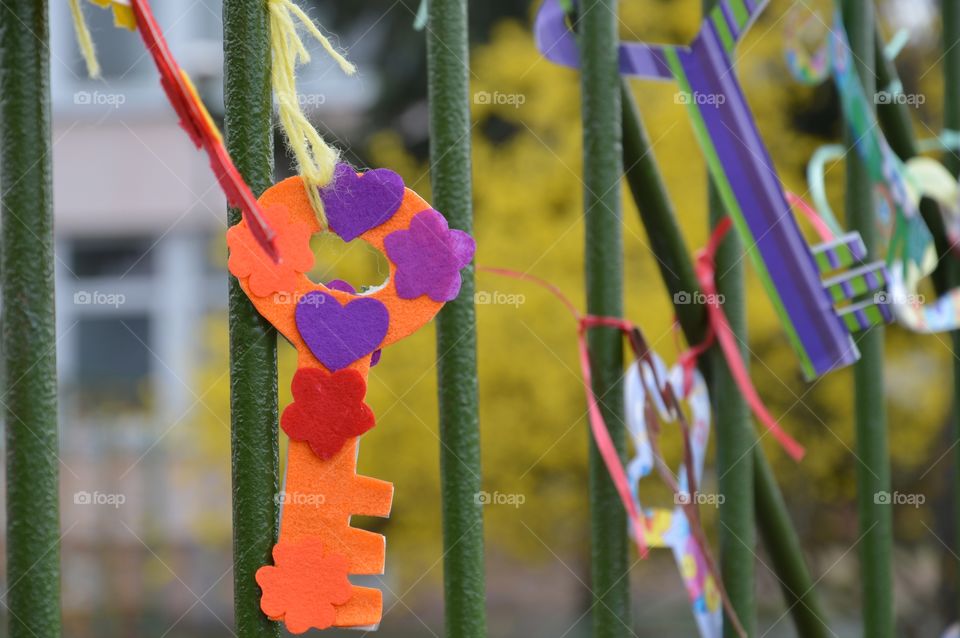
384, 209, 476, 302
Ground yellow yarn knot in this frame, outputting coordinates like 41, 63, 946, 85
269, 0, 356, 229
70, 0, 352, 230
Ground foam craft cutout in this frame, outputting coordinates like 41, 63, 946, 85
535, 0, 893, 379
256, 537, 353, 632
83, 0, 279, 260
229, 167, 474, 631
295, 291, 390, 371
385, 209, 476, 302
625, 358, 721, 638
785, 13, 960, 333
320, 163, 406, 241
227, 205, 315, 298
281, 367, 376, 459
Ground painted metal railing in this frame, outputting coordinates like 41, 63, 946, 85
1, 0, 62, 636
944, 3, 960, 616
426, 0, 488, 636
223, 1, 281, 636
841, 2, 894, 636
578, 1, 632, 637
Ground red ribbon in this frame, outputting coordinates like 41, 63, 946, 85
129, 0, 279, 262
692, 219, 806, 461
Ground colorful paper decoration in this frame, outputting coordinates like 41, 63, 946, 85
478, 267, 756, 637
535, 0, 893, 379
228, 167, 474, 632
786, 13, 960, 333
76, 0, 279, 260
624, 355, 721, 638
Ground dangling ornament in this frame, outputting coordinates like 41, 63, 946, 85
535, 0, 892, 379
787, 11, 960, 333
229, 168, 474, 632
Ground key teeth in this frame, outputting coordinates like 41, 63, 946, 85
831, 269, 896, 332
821, 261, 889, 304
815, 241, 894, 332
811, 229, 893, 332
334, 587, 383, 629
352, 475, 394, 518
837, 297, 892, 332
812, 231, 869, 273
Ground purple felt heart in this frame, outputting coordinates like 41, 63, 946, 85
326, 279, 382, 366
295, 291, 389, 371
319, 163, 405, 242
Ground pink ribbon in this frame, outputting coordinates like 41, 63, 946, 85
786, 190, 836, 242
479, 266, 758, 637
693, 219, 806, 461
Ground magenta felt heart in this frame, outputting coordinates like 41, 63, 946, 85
295, 291, 389, 371
319, 163, 405, 242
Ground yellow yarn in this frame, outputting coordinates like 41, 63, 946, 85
269, 0, 356, 228
68, 0, 102, 77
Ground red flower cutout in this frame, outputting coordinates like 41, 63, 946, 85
281, 367, 376, 459
227, 204, 315, 297
256, 538, 352, 633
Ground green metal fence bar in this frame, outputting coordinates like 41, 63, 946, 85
872, 31, 960, 609
943, 2, 960, 613
944, 1, 960, 179
840, 2, 894, 635
620, 83, 705, 343
622, 80, 831, 638
752, 452, 828, 636
872, 23, 953, 277
712, 248, 758, 636
708, 114, 756, 638
580, 1, 630, 636
873, 29, 919, 159
698, 0, 755, 632
0, 1, 62, 636
425, 1, 487, 636
223, 1, 281, 636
